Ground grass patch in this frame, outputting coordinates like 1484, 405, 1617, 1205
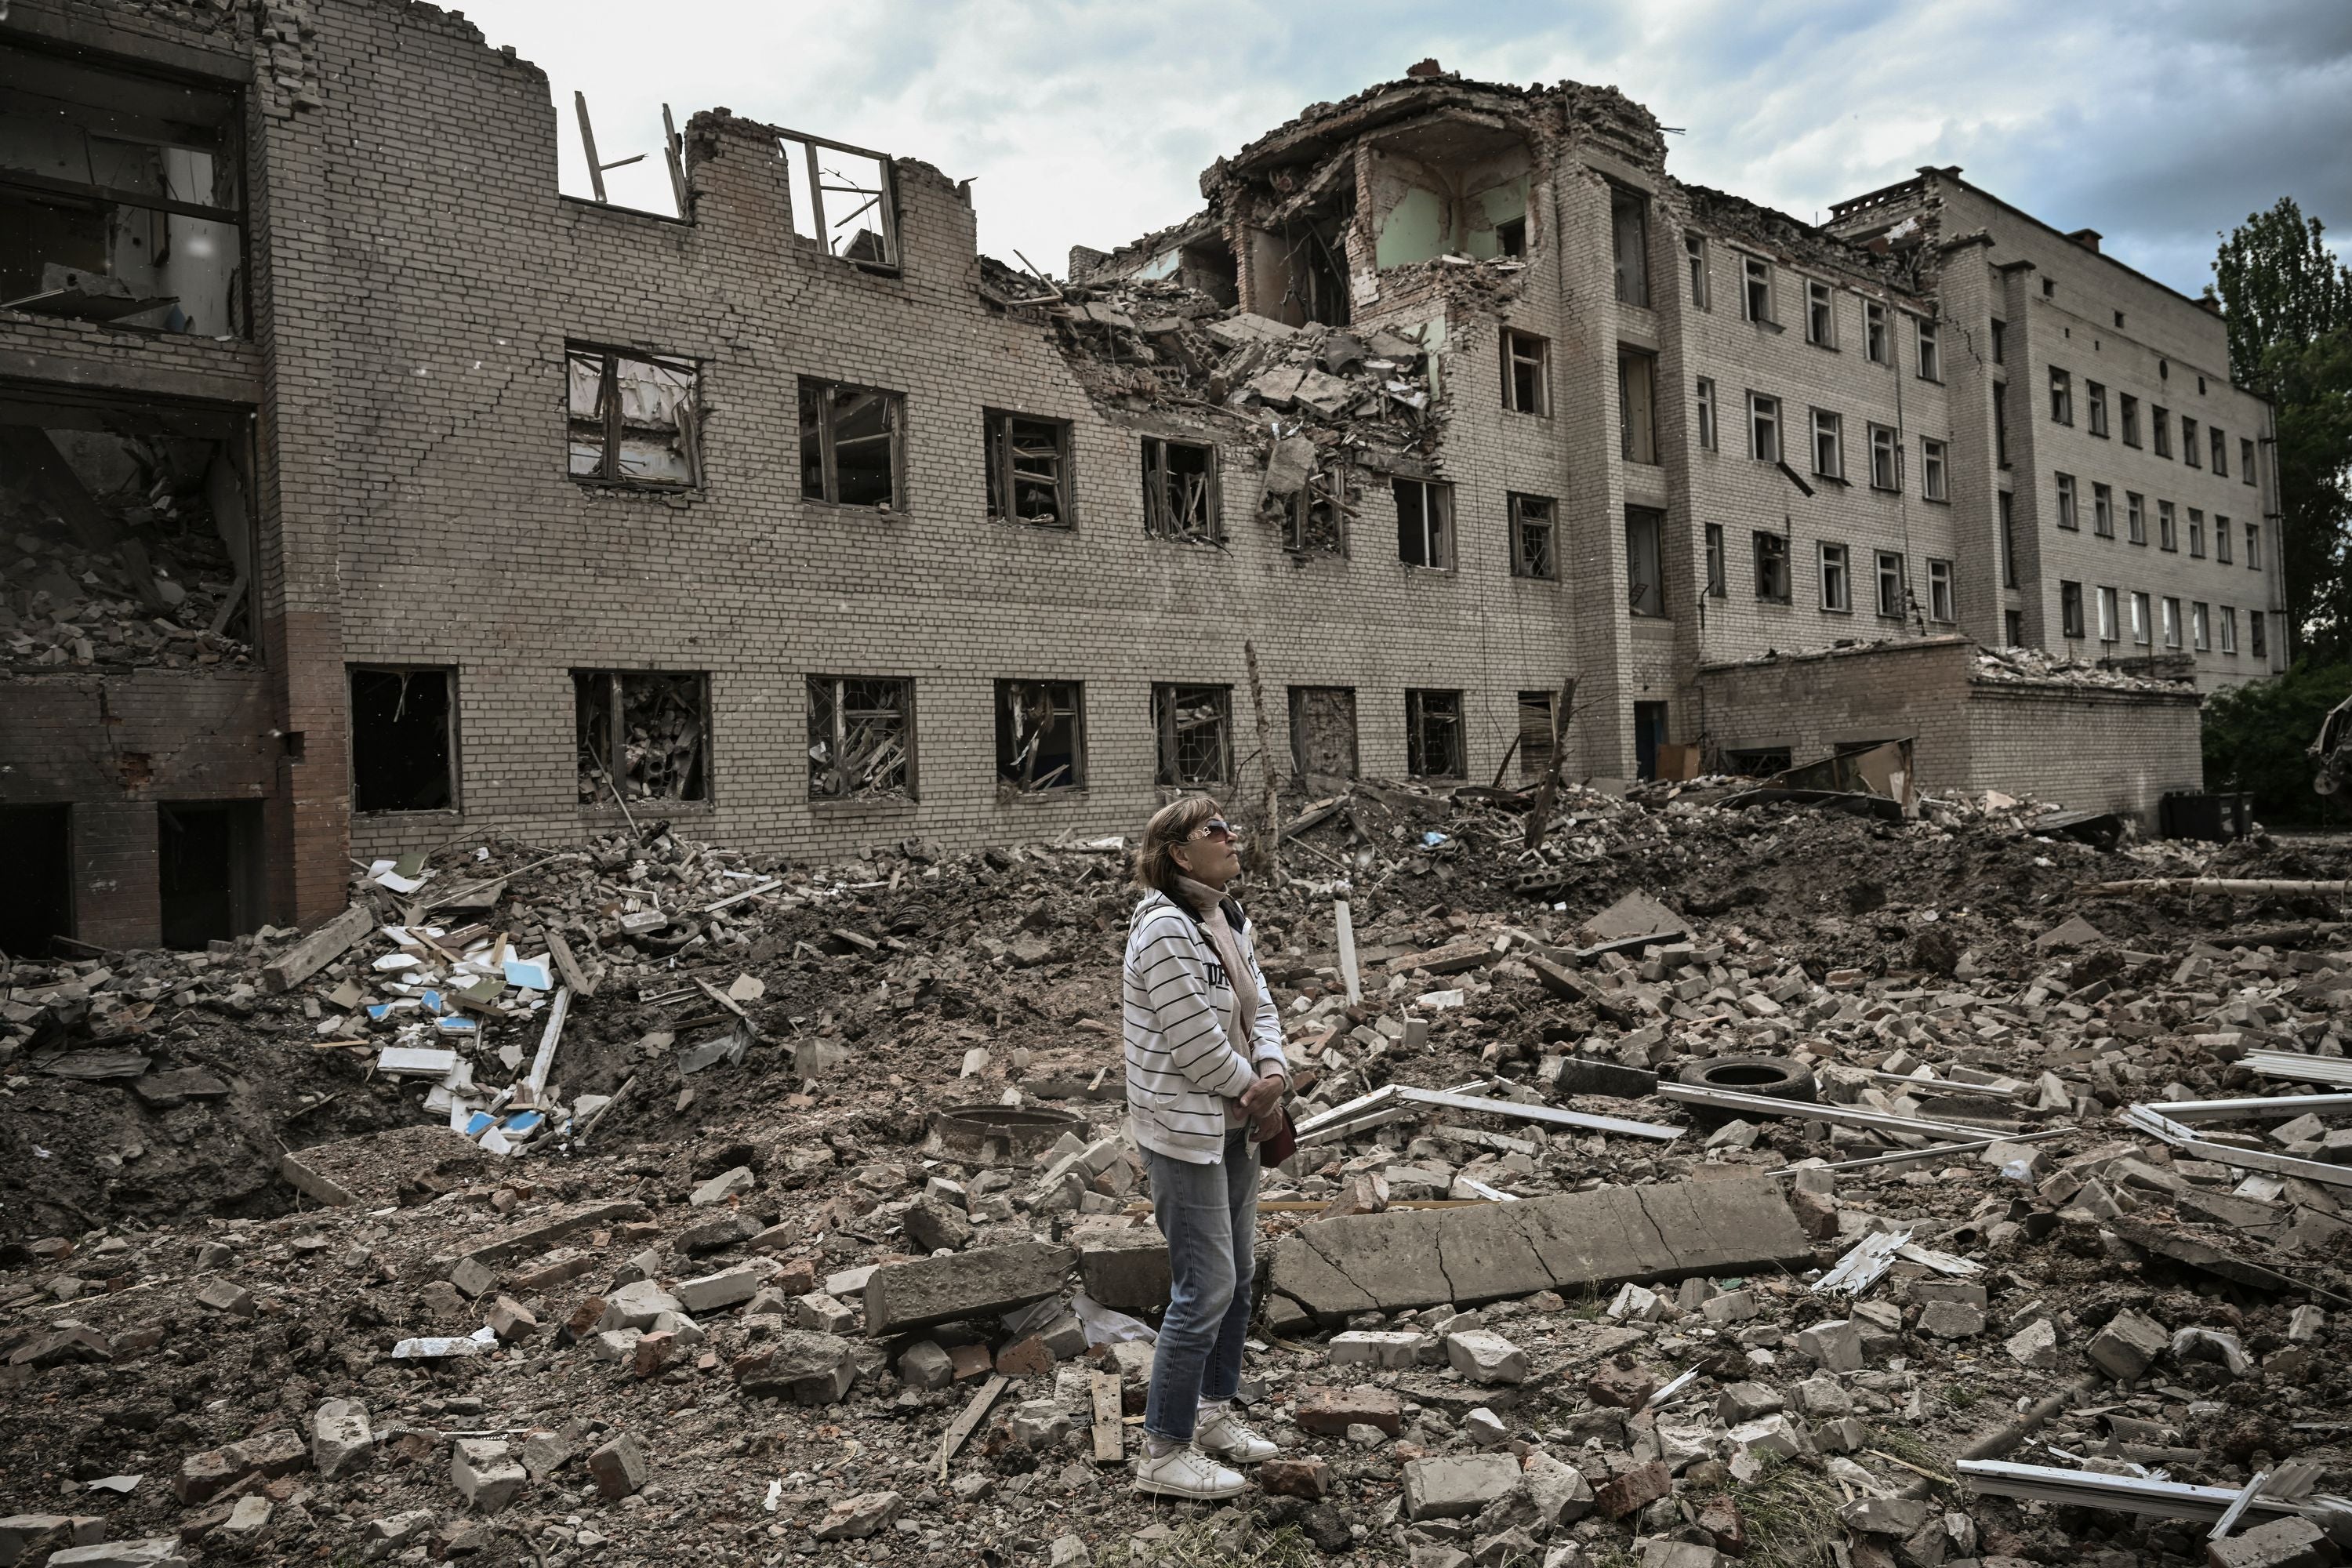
1132, 1519, 1322, 1568
1864, 1424, 1956, 1491
1725, 1452, 1847, 1568
1938, 1381, 1982, 1412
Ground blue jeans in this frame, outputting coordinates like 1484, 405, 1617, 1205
1142, 1127, 1259, 1444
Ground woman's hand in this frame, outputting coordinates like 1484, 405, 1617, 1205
1237, 1073, 1287, 1121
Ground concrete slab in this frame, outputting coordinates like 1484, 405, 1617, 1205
863, 1240, 1073, 1336
1266, 1178, 1813, 1324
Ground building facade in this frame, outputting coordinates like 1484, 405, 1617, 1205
0, 5, 2287, 953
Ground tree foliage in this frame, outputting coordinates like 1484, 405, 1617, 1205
2201, 658, 2352, 823
2214, 198, 2352, 379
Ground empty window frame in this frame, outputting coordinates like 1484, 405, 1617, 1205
2130, 591, 2151, 646
2161, 596, 2183, 649
1991, 319, 2007, 365
1928, 558, 1955, 622
798, 379, 903, 508
2126, 491, 2147, 544
1915, 318, 1942, 381
2158, 499, 2177, 551
984, 410, 1073, 526
567, 346, 701, 487
2092, 481, 2114, 537
575, 670, 710, 806
996, 680, 1084, 793
2217, 515, 2234, 564
2220, 604, 2238, 653
778, 128, 899, 269
1875, 550, 1906, 619
1864, 301, 1889, 365
1619, 350, 1658, 463
1153, 684, 1232, 787
1748, 392, 1781, 463
1921, 437, 1947, 501
350, 667, 456, 813
1994, 381, 2009, 466
2049, 367, 2073, 425
1279, 459, 1355, 556
2189, 507, 2205, 557
2153, 405, 2172, 458
1142, 436, 1221, 543
1705, 523, 1726, 597
0, 42, 248, 339
1754, 531, 1790, 603
1509, 492, 1558, 580
1819, 542, 1851, 612
2087, 380, 2108, 437
2000, 490, 2017, 586
2241, 437, 2257, 485
1394, 477, 1454, 569
1805, 280, 1836, 347
2191, 601, 2211, 652
1696, 377, 1718, 450
1503, 328, 1550, 415
2211, 426, 2228, 475
2060, 579, 2084, 639
1810, 408, 1843, 479
2247, 521, 2262, 568
1405, 689, 1465, 780
2097, 585, 2118, 643
1741, 256, 1773, 323
1289, 686, 1358, 785
2055, 473, 2078, 531
2121, 394, 2141, 447
1611, 187, 1650, 307
1868, 423, 1899, 490
1625, 506, 1665, 618
807, 677, 915, 800
1686, 234, 1709, 310
1516, 690, 1560, 781
2183, 416, 2201, 467
2252, 608, 2267, 658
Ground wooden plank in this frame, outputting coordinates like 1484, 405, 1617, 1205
546, 927, 597, 998
261, 904, 376, 993
514, 987, 571, 1109
1090, 1370, 1124, 1465
935, 1373, 1007, 1479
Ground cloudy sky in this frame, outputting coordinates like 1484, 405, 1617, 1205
464, 0, 2352, 296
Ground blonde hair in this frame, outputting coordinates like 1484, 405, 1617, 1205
1133, 795, 1225, 895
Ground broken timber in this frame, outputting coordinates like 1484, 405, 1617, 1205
936, 1374, 1008, 1479
261, 904, 375, 993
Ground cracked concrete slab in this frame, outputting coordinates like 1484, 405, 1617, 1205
1267, 1178, 1813, 1324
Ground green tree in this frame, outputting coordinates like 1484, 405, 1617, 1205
2202, 657, 2352, 823
2212, 198, 2352, 659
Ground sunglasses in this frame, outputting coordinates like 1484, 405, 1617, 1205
1189, 819, 1240, 842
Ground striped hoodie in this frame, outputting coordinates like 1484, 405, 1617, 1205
1122, 887, 1288, 1164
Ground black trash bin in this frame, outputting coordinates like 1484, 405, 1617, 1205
2159, 790, 2250, 841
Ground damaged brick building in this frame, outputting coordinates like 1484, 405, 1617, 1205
0, 4, 2288, 953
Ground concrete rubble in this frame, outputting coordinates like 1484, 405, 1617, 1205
6, 775, 2352, 1568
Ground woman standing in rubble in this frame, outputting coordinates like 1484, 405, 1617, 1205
1122, 794, 1290, 1501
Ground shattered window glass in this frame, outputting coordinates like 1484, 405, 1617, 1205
808, 676, 914, 800
1269, 449, 1352, 557
779, 131, 898, 270
996, 681, 1084, 792
575, 670, 709, 804
1406, 689, 1464, 780
799, 379, 903, 509
1142, 437, 1219, 542
1152, 684, 1231, 787
1394, 477, 1452, 569
985, 411, 1072, 527
568, 347, 699, 487
1510, 493, 1555, 580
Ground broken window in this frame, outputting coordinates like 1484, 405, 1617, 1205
1509, 493, 1557, 580
1742, 256, 1772, 323
1875, 550, 1905, 619
2251, 607, 2267, 659
2093, 482, 2114, 537
2060, 580, 2084, 639
1726, 747, 1791, 777
1619, 350, 1657, 464
1915, 318, 1941, 382
2220, 604, 2237, 653
2154, 405, 2172, 458
1864, 301, 1888, 365
1610, 187, 1649, 307
2088, 381, 2109, 437
2159, 500, 2177, 551
568, 346, 700, 488
1748, 393, 1780, 463
777, 128, 898, 270
2192, 601, 2211, 652
1705, 524, 1726, 597
1277, 457, 1355, 557
2122, 394, 2142, 447
1624, 508, 1665, 618
350, 667, 456, 813
1805, 280, 1835, 347
2218, 514, 2233, 563
806, 676, 914, 800
2131, 592, 2151, 646
1868, 423, 1898, 490
2161, 596, 2183, 649
0, 38, 246, 337
2098, 586, 2119, 643
1820, 542, 1851, 612
574, 670, 709, 806
1753, 532, 1790, 603
1921, 437, 1947, 501
1394, 477, 1453, 570
1503, 328, 1549, 415
2212, 426, 2228, 475
2127, 492, 2147, 544
2183, 416, 2201, 467
1142, 437, 1220, 543
2189, 508, 2205, 557
1810, 408, 1842, 479
1696, 378, 1717, 450
1927, 559, 1955, 623
985, 410, 1073, 528
1686, 234, 1709, 310
2000, 492, 2018, 586
1516, 690, 1559, 781
1288, 686, 1358, 786
996, 680, 1084, 793
1405, 689, 1465, 780
2055, 473, 2078, 531
798, 379, 903, 509
1153, 684, 1232, 788
1994, 381, 2009, 466
2049, 367, 2073, 426
1496, 217, 1527, 259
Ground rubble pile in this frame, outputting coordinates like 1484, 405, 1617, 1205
7, 782, 2352, 1568
1970, 645, 2190, 692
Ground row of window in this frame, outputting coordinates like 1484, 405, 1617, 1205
1693, 379, 1955, 499
345, 668, 1561, 816
2048, 474, 2263, 568
2053, 586, 2269, 658
1687, 528, 1959, 623
2047, 369, 2257, 481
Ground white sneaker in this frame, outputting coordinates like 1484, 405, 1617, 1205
1196, 1406, 1279, 1464
1133, 1443, 1250, 1500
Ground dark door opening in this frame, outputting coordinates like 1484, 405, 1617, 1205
1634, 702, 1668, 781
158, 800, 263, 949
0, 805, 74, 957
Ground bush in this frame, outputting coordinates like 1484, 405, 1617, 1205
2202, 659, 2352, 822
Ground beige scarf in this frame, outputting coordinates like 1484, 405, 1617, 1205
1174, 876, 1262, 1120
